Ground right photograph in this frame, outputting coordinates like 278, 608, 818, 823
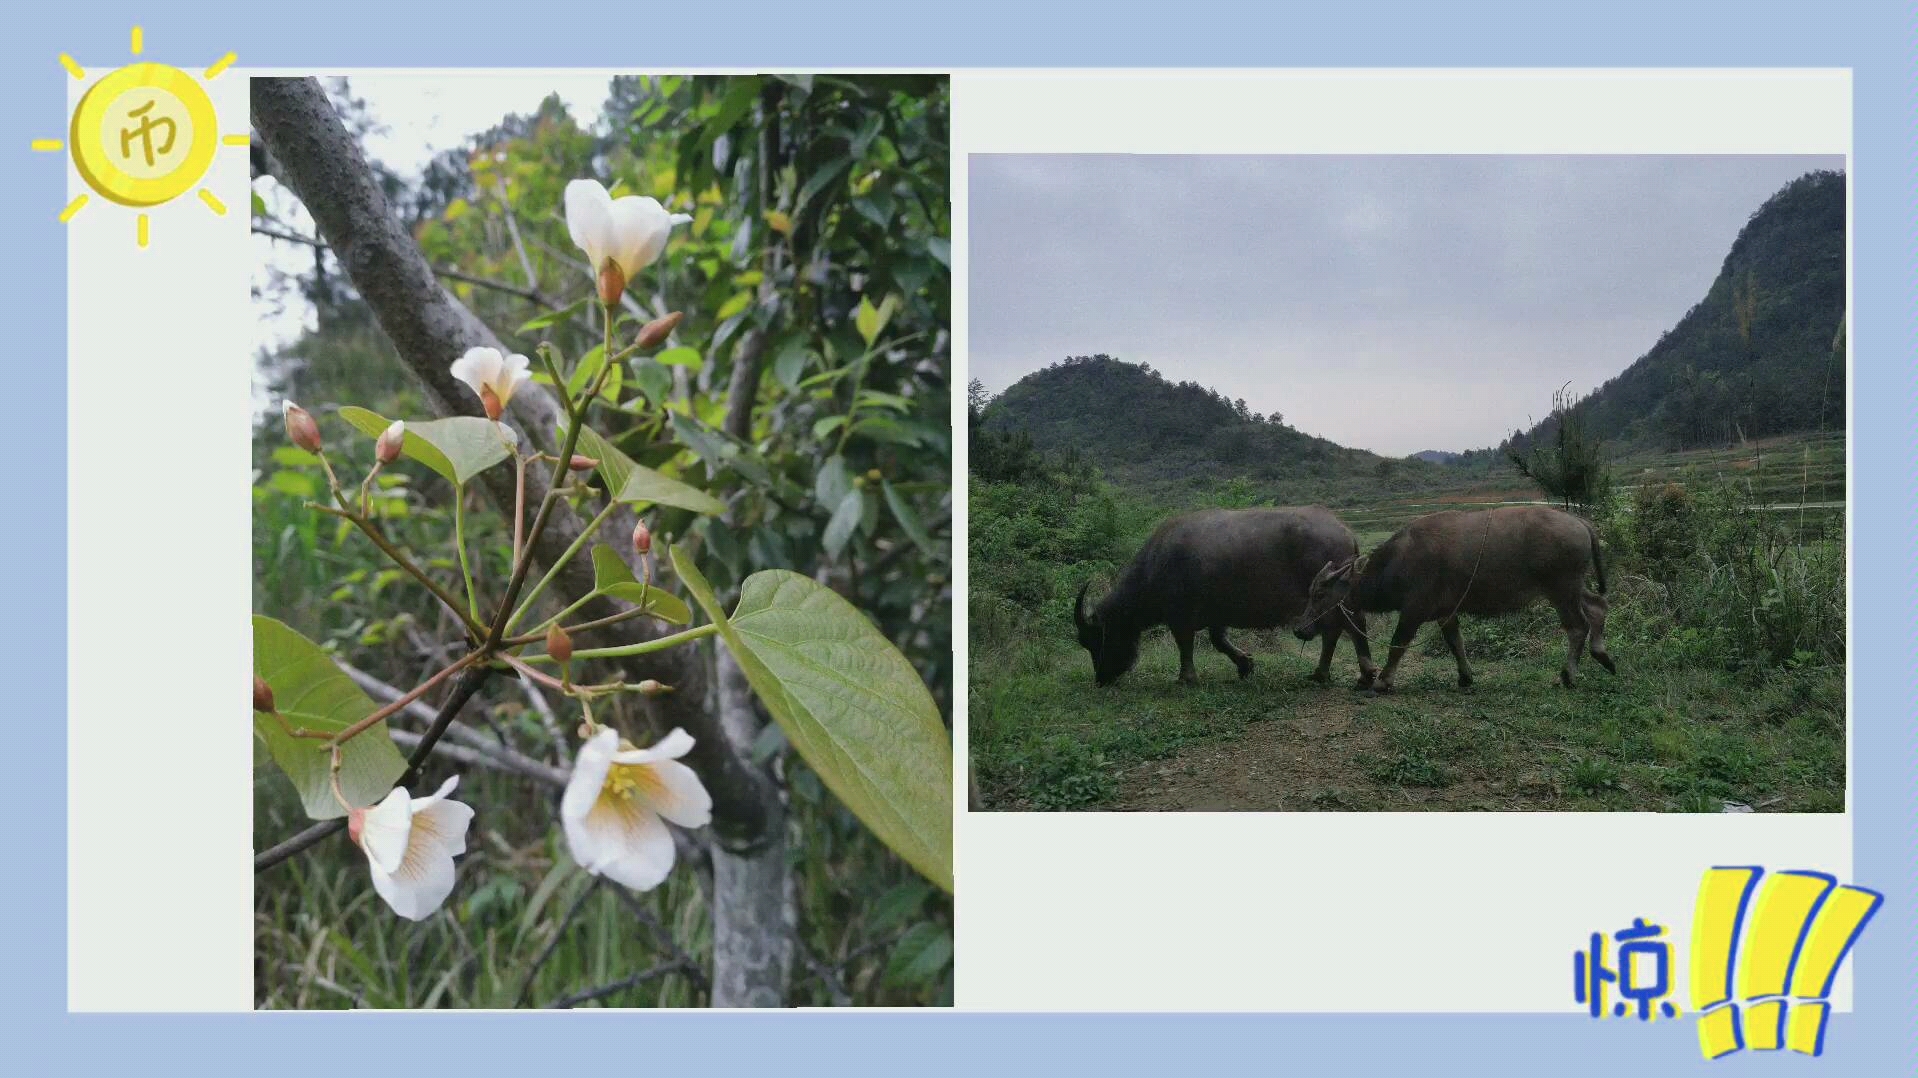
967, 154, 1846, 813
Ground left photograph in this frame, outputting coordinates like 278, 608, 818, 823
249, 74, 952, 1008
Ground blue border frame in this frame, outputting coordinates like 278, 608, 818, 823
4, 2, 1910, 1073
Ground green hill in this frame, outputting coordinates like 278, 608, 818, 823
1517, 169, 1846, 454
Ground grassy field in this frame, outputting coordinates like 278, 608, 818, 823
969, 432, 1846, 813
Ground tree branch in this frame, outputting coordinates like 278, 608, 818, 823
254, 223, 557, 307
252, 76, 780, 847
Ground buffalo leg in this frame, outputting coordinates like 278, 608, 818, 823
1374, 615, 1422, 693
1309, 618, 1339, 684
1172, 626, 1199, 685
1555, 596, 1589, 688
1209, 626, 1255, 680
1584, 591, 1617, 675
1439, 616, 1474, 688
1345, 608, 1377, 689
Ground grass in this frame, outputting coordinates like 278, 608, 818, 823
970, 621, 1843, 813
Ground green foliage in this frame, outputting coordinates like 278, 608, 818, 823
340, 407, 512, 486
254, 75, 953, 1006
676, 549, 954, 891
587, 545, 692, 625
1507, 384, 1612, 510
252, 616, 407, 819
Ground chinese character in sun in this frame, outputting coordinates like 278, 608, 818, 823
118, 99, 177, 167
1575, 918, 1681, 1020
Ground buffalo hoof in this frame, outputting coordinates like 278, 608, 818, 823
1369, 681, 1395, 696
1457, 673, 1474, 690
1351, 675, 1376, 692
1177, 672, 1199, 687
1236, 658, 1256, 680
1308, 668, 1332, 686
1595, 653, 1618, 675
1559, 670, 1576, 689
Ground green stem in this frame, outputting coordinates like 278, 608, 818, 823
453, 489, 481, 624
523, 622, 718, 663
504, 498, 619, 634
537, 591, 598, 638
484, 303, 614, 649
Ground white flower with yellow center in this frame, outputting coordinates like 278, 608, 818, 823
563, 179, 693, 297
561, 727, 712, 891
449, 346, 533, 420
349, 775, 474, 921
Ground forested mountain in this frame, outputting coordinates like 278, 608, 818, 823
978, 354, 1388, 489
1512, 169, 1846, 454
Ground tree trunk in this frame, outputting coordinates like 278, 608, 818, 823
707, 648, 794, 1006
252, 76, 788, 1003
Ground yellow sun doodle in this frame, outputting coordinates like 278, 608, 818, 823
32, 27, 247, 248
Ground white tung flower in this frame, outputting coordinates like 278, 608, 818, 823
563, 178, 693, 286
449, 346, 532, 419
350, 775, 474, 921
562, 728, 712, 892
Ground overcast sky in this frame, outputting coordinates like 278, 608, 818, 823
969, 154, 1843, 456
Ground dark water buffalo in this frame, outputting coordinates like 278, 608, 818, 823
1303, 504, 1614, 692
1074, 506, 1376, 687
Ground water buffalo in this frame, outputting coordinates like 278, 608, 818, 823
1302, 504, 1614, 692
1073, 506, 1377, 687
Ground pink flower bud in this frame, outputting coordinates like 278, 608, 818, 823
635, 311, 683, 351
253, 675, 275, 713
546, 623, 574, 665
375, 420, 406, 465
631, 520, 652, 556
346, 808, 366, 845
282, 400, 323, 454
597, 260, 627, 306
480, 384, 504, 421
635, 679, 672, 696
569, 455, 600, 472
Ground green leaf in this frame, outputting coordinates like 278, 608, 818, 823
926, 236, 950, 267
772, 340, 810, 390
762, 210, 793, 235
883, 480, 939, 557
884, 922, 953, 988
813, 415, 847, 441
517, 295, 592, 334
588, 545, 691, 625
854, 296, 882, 346
566, 344, 607, 398
654, 346, 705, 370
672, 551, 953, 891
823, 489, 863, 559
870, 879, 934, 933
271, 445, 319, 468
628, 358, 673, 405
814, 455, 852, 509
252, 616, 407, 820
251, 191, 268, 217
848, 416, 922, 447
573, 425, 722, 514
714, 292, 753, 323
339, 407, 513, 486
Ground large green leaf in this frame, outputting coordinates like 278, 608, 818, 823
252, 616, 407, 820
573, 425, 725, 515
674, 548, 952, 891
339, 407, 513, 486
883, 479, 939, 558
588, 545, 692, 625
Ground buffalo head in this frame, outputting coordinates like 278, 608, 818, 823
1302, 555, 1365, 634
1073, 581, 1139, 687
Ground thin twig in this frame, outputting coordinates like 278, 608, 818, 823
516, 877, 602, 1006
310, 502, 484, 641
254, 224, 555, 306
609, 887, 710, 991
543, 961, 697, 1009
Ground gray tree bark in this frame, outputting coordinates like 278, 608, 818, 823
252, 76, 788, 1003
